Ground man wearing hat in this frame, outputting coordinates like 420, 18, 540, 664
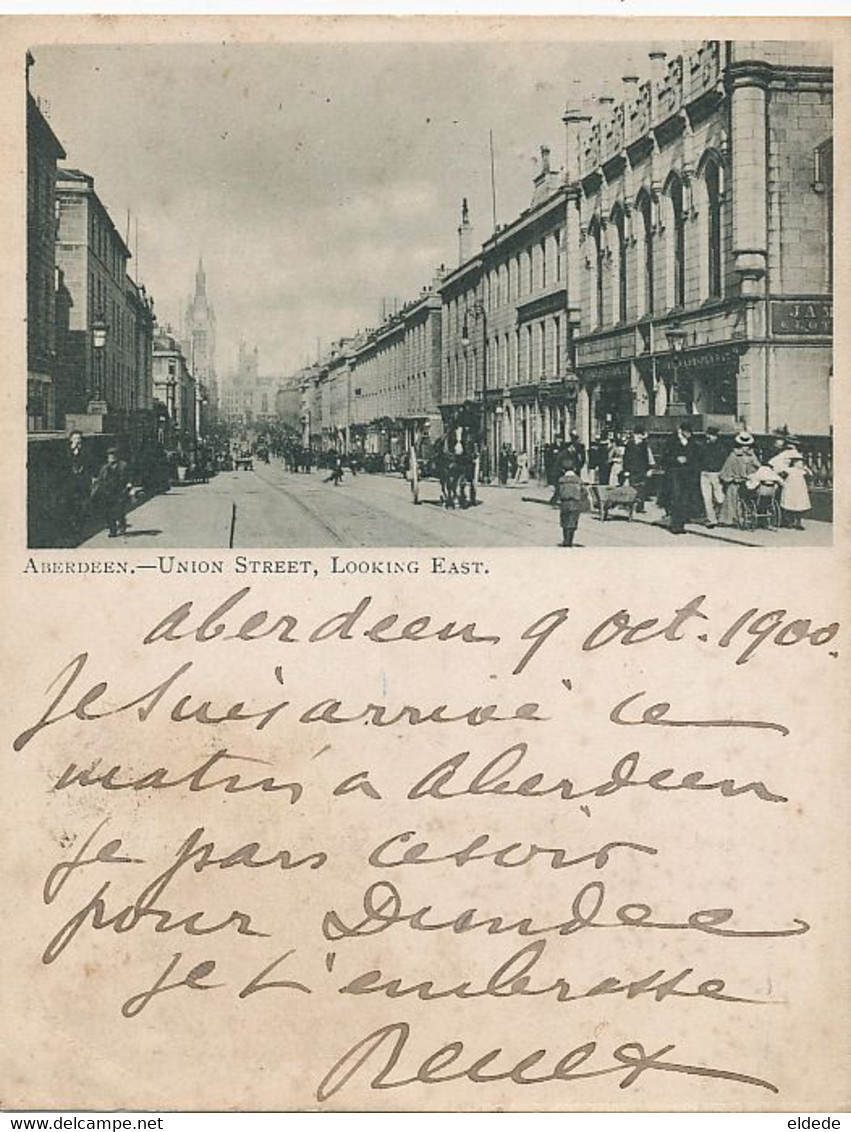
697, 425, 727, 528
664, 423, 699, 535
92, 447, 132, 538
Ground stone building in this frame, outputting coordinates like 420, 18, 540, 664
182, 257, 218, 424
570, 40, 833, 445
296, 275, 444, 459
274, 377, 303, 435
220, 339, 280, 429
152, 324, 196, 453
54, 167, 153, 439
442, 160, 574, 470
26, 62, 66, 432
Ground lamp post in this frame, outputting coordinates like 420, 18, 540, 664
665, 324, 691, 416
461, 298, 488, 477
90, 312, 108, 412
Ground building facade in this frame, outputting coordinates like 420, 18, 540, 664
570, 40, 833, 445
152, 324, 197, 453
54, 168, 151, 437
26, 74, 66, 432
297, 274, 444, 459
220, 340, 281, 429
481, 153, 573, 467
285, 40, 832, 479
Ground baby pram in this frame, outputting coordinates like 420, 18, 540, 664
738, 479, 781, 531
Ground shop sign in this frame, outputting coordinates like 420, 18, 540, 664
771, 300, 832, 337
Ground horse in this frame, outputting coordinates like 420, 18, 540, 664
435, 434, 478, 509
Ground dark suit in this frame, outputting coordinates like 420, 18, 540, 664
94, 459, 130, 536
665, 435, 698, 533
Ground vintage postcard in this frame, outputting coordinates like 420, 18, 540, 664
0, 14, 848, 1113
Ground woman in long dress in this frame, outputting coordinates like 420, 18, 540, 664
719, 432, 760, 527
780, 452, 812, 529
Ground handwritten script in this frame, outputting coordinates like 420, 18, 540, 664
9, 585, 843, 1108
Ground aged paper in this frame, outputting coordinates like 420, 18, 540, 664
1, 15, 849, 1113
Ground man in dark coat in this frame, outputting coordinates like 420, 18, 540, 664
65, 430, 94, 543
665, 423, 699, 534
622, 427, 654, 513
93, 448, 131, 538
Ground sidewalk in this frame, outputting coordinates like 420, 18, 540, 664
497, 479, 832, 548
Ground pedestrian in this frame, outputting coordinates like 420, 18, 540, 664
588, 434, 608, 484
622, 427, 654, 513
324, 454, 344, 485
92, 447, 131, 538
767, 430, 794, 475
779, 450, 812, 529
567, 429, 587, 474
664, 423, 699, 534
498, 444, 510, 486
554, 464, 588, 547
507, 448, 518, 481
698, 424, 727, 527
607, 433, 626, 487
514, 450, 530, 485
65, 429, 94, 543
719, 432, 760, 527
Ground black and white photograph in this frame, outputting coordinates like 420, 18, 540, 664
26, 35, 833, 548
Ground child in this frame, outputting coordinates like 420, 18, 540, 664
555, 466, 588, 547
780, 451, 812, 529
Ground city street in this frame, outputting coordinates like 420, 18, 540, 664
81, 460, 832, 549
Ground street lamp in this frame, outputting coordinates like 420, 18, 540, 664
665, 324, 691, 415
461, 298, 488, 473
666, 325, 688, 355
90, 311, 108, 408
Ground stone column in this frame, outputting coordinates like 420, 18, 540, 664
730, 68, 768, 296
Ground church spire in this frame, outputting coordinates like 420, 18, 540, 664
195, 256, 206, 298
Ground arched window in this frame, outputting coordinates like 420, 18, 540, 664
612, 205, 627, 322
669, 176, 686, 308
589, 217, 605, 328
637, 191, 654, 316
705, 160, 723, 298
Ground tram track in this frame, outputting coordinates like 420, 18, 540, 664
251, 463, 457, 548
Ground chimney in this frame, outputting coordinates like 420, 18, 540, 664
457, 197, 474, 265
648, 46, 668, 84
563, 98, 591, 185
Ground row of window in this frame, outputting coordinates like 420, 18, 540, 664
587, 157, 724, 329
89, 207, 126, 282
483, 228, 564, 312
87, 270, 138, 354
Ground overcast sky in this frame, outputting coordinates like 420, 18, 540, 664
31, 39, 666, 377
